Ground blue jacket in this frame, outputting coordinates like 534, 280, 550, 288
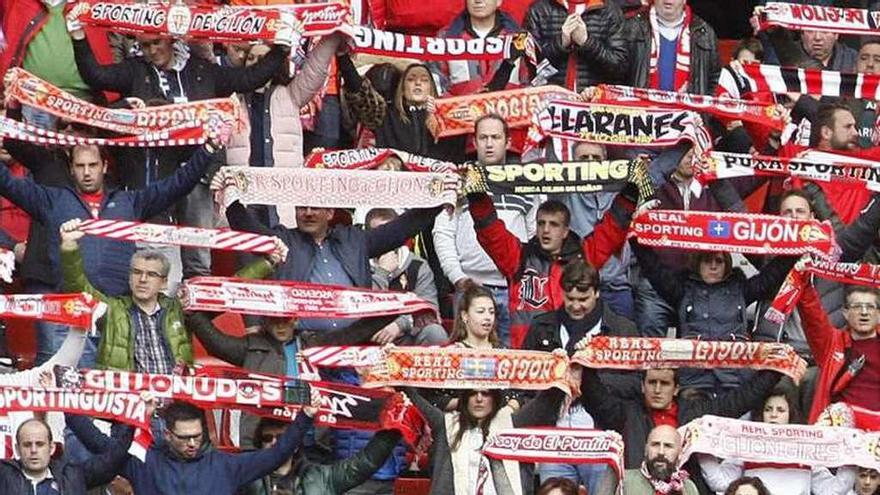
0, 147, 214, 295
227, 203, 443, 288
67, 412, 313, 495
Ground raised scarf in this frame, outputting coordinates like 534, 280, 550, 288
755, 2, 880, 37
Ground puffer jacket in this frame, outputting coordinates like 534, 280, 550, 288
226, 35, 341, 169
523, 0, 628, 90
468, 192, 634, 349
0, 146, 213, 295
624, 8, 721, 95
633, 242, 796, 390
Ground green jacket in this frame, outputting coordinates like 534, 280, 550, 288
61, 246, 272, 371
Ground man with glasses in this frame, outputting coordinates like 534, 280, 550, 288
58, 218, 286, 372
796, 279, 880, 423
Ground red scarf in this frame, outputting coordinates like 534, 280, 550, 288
648, 5, 692, 92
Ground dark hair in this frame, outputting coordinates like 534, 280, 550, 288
857, 468, 880, 495
253, 417, 288, 449
844, 284, 880, 307
779, 189, 814, 214
394, 63, 438, 124
162, 401, 207, 433
812, 101, 855, 146
537, 200, 571, 227
642, 368, 680, 387
537, 477, 581, 495
474, 113, 509, 141
450, 388, 504, 451
365, 208, 398, 228
450, 285, 500, 346
688, 251, 733, 281
15, 418, 53, 445
723, 476, 771, 495
560, 259, 600, 292
734, 37, 764, 62
752, 384, 803, 424
365, 63, 402, 104
862, 36, 880, 50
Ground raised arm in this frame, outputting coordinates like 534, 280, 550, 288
365, 206, 444, 258
468, 193, 524, 279
512, 387, 565, 427
214, 45, 289, 96
684, 370, 781, 422
581, 195, 633, 270
185, 311, 248, 366
81, 423, 136, 488
0, 159, 52, 221
630, 240, 687, 306
796, 283, 841, 366
742, 255, 798, 305
402, 387, 446, 432
225, 200, 278, 236
230, 411, 314, 486
325, 429, 403, 493
71, 38, 135, 94
288, 35, 342, 107
836, 193, 880, 262
133, 146, 216, 219
578, 367, 632, 432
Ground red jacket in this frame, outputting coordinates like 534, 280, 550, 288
468, 193, 632, 348
798, 283, 857, 423
0, 0, 114, 92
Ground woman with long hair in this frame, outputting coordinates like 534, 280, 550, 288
449, 285, 501, 349
699, 386, 856, 495
404, 381, 566, 495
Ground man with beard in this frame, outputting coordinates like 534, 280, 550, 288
595, 425, 697, 495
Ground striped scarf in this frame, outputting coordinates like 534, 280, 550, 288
648, 6, 692, 92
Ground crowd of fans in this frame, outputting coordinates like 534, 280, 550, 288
0, 0, 877, 494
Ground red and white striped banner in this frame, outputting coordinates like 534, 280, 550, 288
299, 345, 385, 369
0, 116, 208, 148
0, 293, 106, 331
630, 210, 840, 260
755, 2, 880, 36
304, 148, 458, 173
732, 62, 880, 100
179, 277, 438, 319
78, 219, 277, 253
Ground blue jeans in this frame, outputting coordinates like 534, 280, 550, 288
633, 272, 676, 338
29, 282, 99, 367
455, 285, 511, 347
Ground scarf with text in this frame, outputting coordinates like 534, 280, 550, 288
572, 336, 807, 382
75, 1, 348, 41
194, 365, 425, 445
0, 386, 152, 459
0, 249, 13, 284
77, 219, 277, 254
639, 461, 690, 495
0, 116, 209, 148
362, 347, 571, 392
350, 26, 536, 63
217, 166, 459, 210
179, 277, 438, 319
0, 293, 106, 331
678, 415, 880, 471
463, 157, 654, 205
648, 6, 692, 93
629, 210, 840, 260
4, 68, 241, 136
767, 259, 880, 323
733, 62, 880, 100
698, 151, 880, 192
526, 100, 712, 181
426, 86, 576, 139
754, 2, 880, 37
592, 84, 787, 131
304, 147, 457, 173
299, 345, 385, 370
483, 428, 624, 494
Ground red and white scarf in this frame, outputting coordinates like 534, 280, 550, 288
640, 461, 690, 495
0, 249, 14, 284
734, 62, 880, 100
179, 277, 438, 319
630, 210, 840, 260
572, 336, 808, 382
0, 293, 106, 331
767, 258, 880, 323
0, 116, 209, 148
648, 5, 692, 93
304, 147, 458, 173
77, 219, 278, 254
350, 26, 536, 64
754, 2, 880, 37
679, 415, 880, 471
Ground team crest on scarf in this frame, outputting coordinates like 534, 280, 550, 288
167, 4, 193, 36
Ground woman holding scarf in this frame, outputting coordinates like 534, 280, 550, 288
699, 386, 856, 495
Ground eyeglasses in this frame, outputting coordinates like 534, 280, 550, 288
847, 302, 878, 312
130, 268, 166, 279
167, 430, 202, 444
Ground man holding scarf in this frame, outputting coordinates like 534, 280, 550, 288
523, 0, 628, 90
625, 0, 720, 95
595, 425, 698, 495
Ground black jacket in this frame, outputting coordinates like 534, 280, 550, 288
523, 303, 638, 354
624, 9, 721, 95
581, 368, 781, 469
0, 423, 132, 495
523, 0, 628, 89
